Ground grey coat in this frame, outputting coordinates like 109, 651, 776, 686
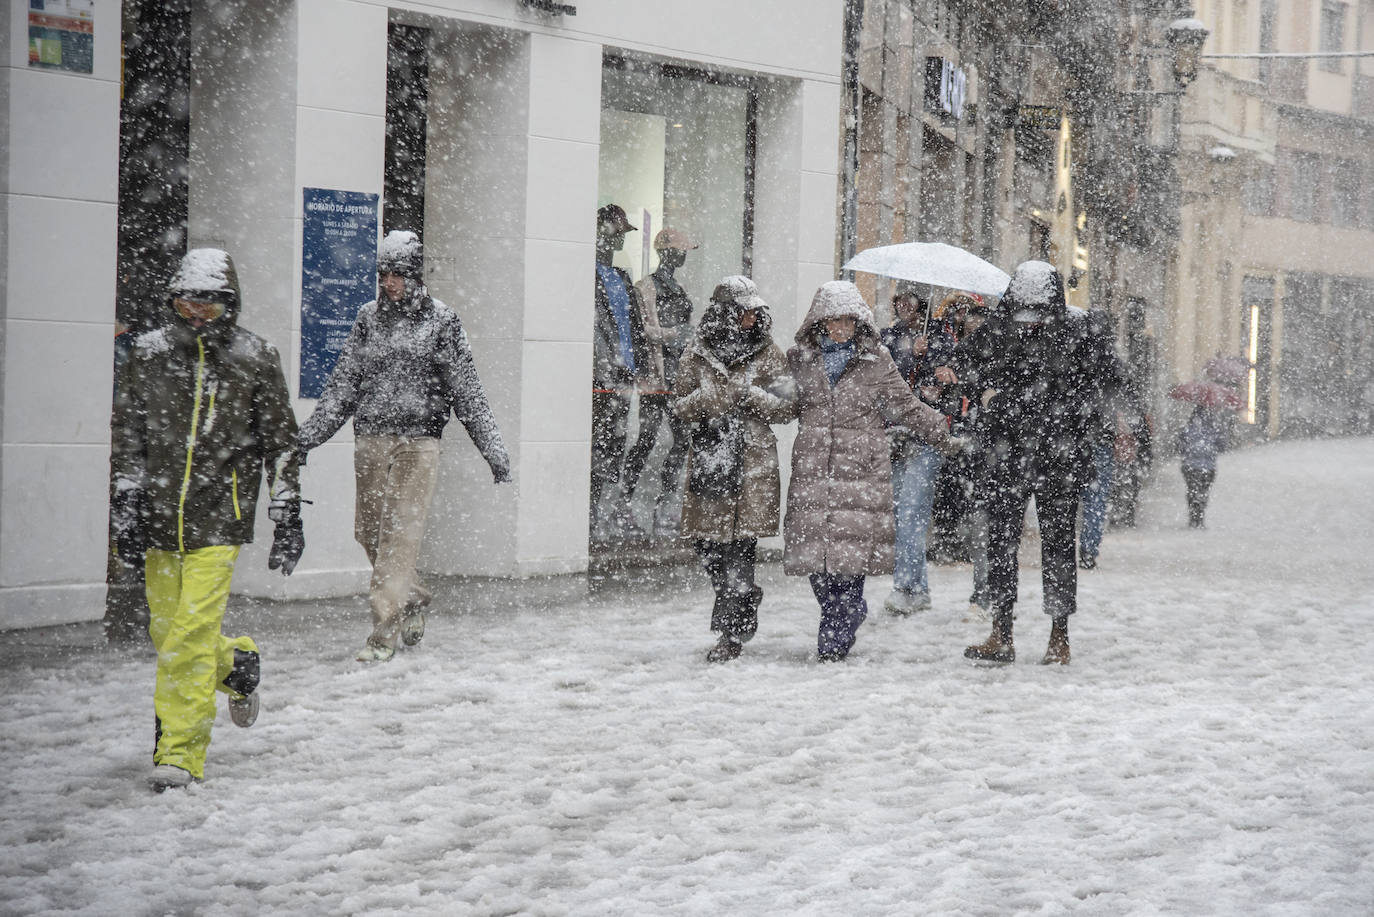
298, 293, 509, 479
783, 282, 949, 576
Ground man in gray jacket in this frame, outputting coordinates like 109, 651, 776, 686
299, 230, 510, 662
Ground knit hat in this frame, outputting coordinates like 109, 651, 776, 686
377, 230, 424, 281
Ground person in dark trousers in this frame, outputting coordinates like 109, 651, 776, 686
624, 227, 697, 537
1178, 404, 1232, 528
298, 230, 511, 663
111, 248, 303, 790
590, 204, 650, 541
956, 261, 1122, 666
784, 281, 952, 662
674, 276, 795, 662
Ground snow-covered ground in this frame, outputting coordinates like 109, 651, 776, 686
2, 438, 1372, 916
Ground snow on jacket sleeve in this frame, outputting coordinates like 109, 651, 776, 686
110, 344, 149, 493
442, 316, 510, 479
872, 349, 949, 446
297, 311, 368, 451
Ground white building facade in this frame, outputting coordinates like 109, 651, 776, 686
1, 0, 845, 629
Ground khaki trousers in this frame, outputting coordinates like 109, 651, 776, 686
354, 435, 441, 649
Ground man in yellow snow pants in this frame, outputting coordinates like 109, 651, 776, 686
146, 546, 258, 779
112, 248, 304, 791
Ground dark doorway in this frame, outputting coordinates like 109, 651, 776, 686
116, 0, 192, 333
384, 23, 430, 239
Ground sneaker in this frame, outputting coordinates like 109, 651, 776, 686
356, 642, 395, 663
149, 764, 194, 791
706, 634, 743, 663
883, 590, 931, 616
1078, 554, 1097, 570
400, 610, 426, 647
228, 691, 259, 728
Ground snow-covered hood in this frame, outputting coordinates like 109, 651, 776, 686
167, 248, 242, 327
996, 260, 1068, 324
795, 281, 878, 346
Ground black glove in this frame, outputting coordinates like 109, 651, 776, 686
267, 500, 304, 575
110, 484, 147, 567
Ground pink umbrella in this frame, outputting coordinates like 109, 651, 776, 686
1169, 380, 1243, 410
1203, 356, 1249, 386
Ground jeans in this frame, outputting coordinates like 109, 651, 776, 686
1182, 466, 1216, 528
891, 442, 943, 596
1078, 443, 1114, 561
810, 573, 868, 659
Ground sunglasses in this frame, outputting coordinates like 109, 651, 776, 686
173, 297, 226, 323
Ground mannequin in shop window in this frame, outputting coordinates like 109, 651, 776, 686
590, 204, 650, 541
623, 227, 698, 537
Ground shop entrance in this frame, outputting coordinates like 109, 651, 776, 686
591, 57, 760, 570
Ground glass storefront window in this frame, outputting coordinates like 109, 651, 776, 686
599, 58, 756, 299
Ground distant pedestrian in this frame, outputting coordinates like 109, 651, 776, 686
1177, 404, 1232, 528
784, 281, 952, 662
111, 248, 303, 790
298, 230, 511, 663
956, 261, 1120, 666
674, 276, 795, 662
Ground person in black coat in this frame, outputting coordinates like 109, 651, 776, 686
955, 261, 1122, 665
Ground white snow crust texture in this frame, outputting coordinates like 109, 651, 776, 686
2, 438, 1373, 915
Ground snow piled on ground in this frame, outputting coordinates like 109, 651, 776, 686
2, 438, 1373, 916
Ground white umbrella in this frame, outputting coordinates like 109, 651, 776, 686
843, 242, 1010, 298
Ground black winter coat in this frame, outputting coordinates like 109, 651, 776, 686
955, 272, 1121, 488
593, 264, 650, 390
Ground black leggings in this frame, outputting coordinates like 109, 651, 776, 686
695, 538, 758, 639
1182, 467, 1215, 528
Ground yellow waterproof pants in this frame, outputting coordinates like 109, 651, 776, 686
145, 546, 257, 779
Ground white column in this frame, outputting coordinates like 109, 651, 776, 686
512, 32, 604, 575
0, 0, 122, 628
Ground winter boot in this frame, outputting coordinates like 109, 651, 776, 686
964, 612, 1015, 664
149, 764, 194, 791
401, 609, 427, 647
1040, 616, 1071, 666
706, 633, 743, 663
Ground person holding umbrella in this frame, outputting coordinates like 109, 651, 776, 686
879, 289, 961, 615
1169, 356, 1243, 528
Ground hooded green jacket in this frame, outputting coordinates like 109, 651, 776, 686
111, 250, 300, 551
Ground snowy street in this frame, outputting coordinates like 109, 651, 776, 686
2, 437, 1372, 915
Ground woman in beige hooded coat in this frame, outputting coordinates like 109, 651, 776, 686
784, 281, 951, 661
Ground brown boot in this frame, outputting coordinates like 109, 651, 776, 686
964, 613, 1014, 664
1040, 616, 1071, 665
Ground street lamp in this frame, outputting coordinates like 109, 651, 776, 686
1167, 18, 1210, 88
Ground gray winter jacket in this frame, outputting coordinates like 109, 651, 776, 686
299, 293, 510, 479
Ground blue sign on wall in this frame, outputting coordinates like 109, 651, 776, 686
300, 188, 379, 398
